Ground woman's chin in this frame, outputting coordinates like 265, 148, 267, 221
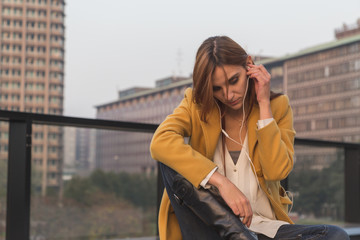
226, 103, 244, 112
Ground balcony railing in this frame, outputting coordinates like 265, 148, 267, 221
0, 109, 359, 240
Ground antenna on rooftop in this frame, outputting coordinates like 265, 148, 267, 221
177, 48, 183, 76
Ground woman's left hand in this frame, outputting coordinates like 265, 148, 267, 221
246, 64, 271, 105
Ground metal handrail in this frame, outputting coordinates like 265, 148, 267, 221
1, 109, 359, 240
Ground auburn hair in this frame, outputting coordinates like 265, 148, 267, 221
192, 36, 281, 122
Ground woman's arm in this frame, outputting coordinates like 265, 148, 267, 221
247, 63, 295, 181
256, 95, 296, 181
150, 88, 217, 188
208, 171, 253, 227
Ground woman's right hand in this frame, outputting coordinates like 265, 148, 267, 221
208, 171, 253, 227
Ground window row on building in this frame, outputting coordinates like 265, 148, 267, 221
287, 43, 360, 68
294, 115, 360, 132
0, 56, 21, 64
288, 59, 360, 84
0, 69, 64, 79
32, 145, 61, 153
33, 158, 59, 166
0, 105, 62, 114
2, 57, 63, 69
0, 94, 62, 103
0, 69, 46, 77
2, 7, 63, 17
1, 32, 64, 44
1, 44, 64, 56
288, 77, 360, 99
0, 84, 62, 94
0, 81, 45, 89
1, 19, 64, 31
1, 57, 63, 67
97, 87, 188, 114
292, 95, 360, 115
98, 101, 180, 123
32, 131, 61, 140
1, 0, 64, 7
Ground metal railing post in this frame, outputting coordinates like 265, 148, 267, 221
156, 163, 164, 236
344, 147, 360, 223
6, 120, 32, 240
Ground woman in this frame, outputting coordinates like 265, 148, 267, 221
150, 36, 348, 240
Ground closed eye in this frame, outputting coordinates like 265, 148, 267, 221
229, 74, 239, 85
213, 86, 221, 92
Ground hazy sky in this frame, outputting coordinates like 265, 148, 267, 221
64, 0, 360, 118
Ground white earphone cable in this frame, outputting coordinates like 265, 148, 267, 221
221, 74, 294, 218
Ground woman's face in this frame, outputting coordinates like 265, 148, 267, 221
212, 65, 248, 111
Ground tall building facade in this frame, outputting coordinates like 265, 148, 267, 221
263, 34, 360, 143
0, 0, 65, 195
262, 26, 360, 170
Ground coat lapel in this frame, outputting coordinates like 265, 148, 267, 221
247, 105, 259, 163
198, 104, 221, 160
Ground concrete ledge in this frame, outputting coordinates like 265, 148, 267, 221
344, 227, 360, 240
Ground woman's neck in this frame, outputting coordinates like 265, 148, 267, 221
225, 107, 244, 120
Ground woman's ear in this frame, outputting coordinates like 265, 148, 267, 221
246, 55, 254, 65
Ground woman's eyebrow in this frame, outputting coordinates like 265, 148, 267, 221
228, 72, 240, 81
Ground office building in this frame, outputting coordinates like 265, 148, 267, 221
96, 76, 191, 173
261, 21, 360, 169
263, 34, 360, 143
0, 0, 65, 195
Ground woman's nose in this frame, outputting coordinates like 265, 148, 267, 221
225, 90, 234, 101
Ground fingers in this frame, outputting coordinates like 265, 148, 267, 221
231, 198, 253, 228
238, 198, 252, 227
246, 64, 271, 82
246, 63, 271, 104
242, 202, 253, 227
229, 202, 241, 216
217, 180, 253, 227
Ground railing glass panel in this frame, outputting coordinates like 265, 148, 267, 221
30, 126, 158, 240
0, 121, 9, 240
289, 144, 345, 225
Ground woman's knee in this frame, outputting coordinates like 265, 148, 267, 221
159, 163, 178, 187
325, 225, 349, 240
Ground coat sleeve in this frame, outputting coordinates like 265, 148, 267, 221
150, 88, 217, 188
255, 95, 296, 181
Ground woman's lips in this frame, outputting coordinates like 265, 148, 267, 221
227, 98, 242, 106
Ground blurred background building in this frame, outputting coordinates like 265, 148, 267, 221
95, 76, 191, 173
264, 21, 360, 170
264, 22, 360, 143
95, 20, 360, 174
63, 127, 96, 179
0, 0, 65, 195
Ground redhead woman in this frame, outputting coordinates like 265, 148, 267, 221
150, 36, 349, 240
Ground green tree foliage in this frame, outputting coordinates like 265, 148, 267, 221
30, 170, 158, 239
290, 156, 344, 220
64, 169, 157, 209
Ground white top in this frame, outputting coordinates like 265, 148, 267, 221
212, 134, 288, 238
200, 118, 274, 187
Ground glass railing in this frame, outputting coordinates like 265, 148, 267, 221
0, 110, 359, 240
30, 126, 157, 239
289, 145, 345, 225
0, 121, 9, 240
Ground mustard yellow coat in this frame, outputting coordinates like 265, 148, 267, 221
150, 88, 296, 240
